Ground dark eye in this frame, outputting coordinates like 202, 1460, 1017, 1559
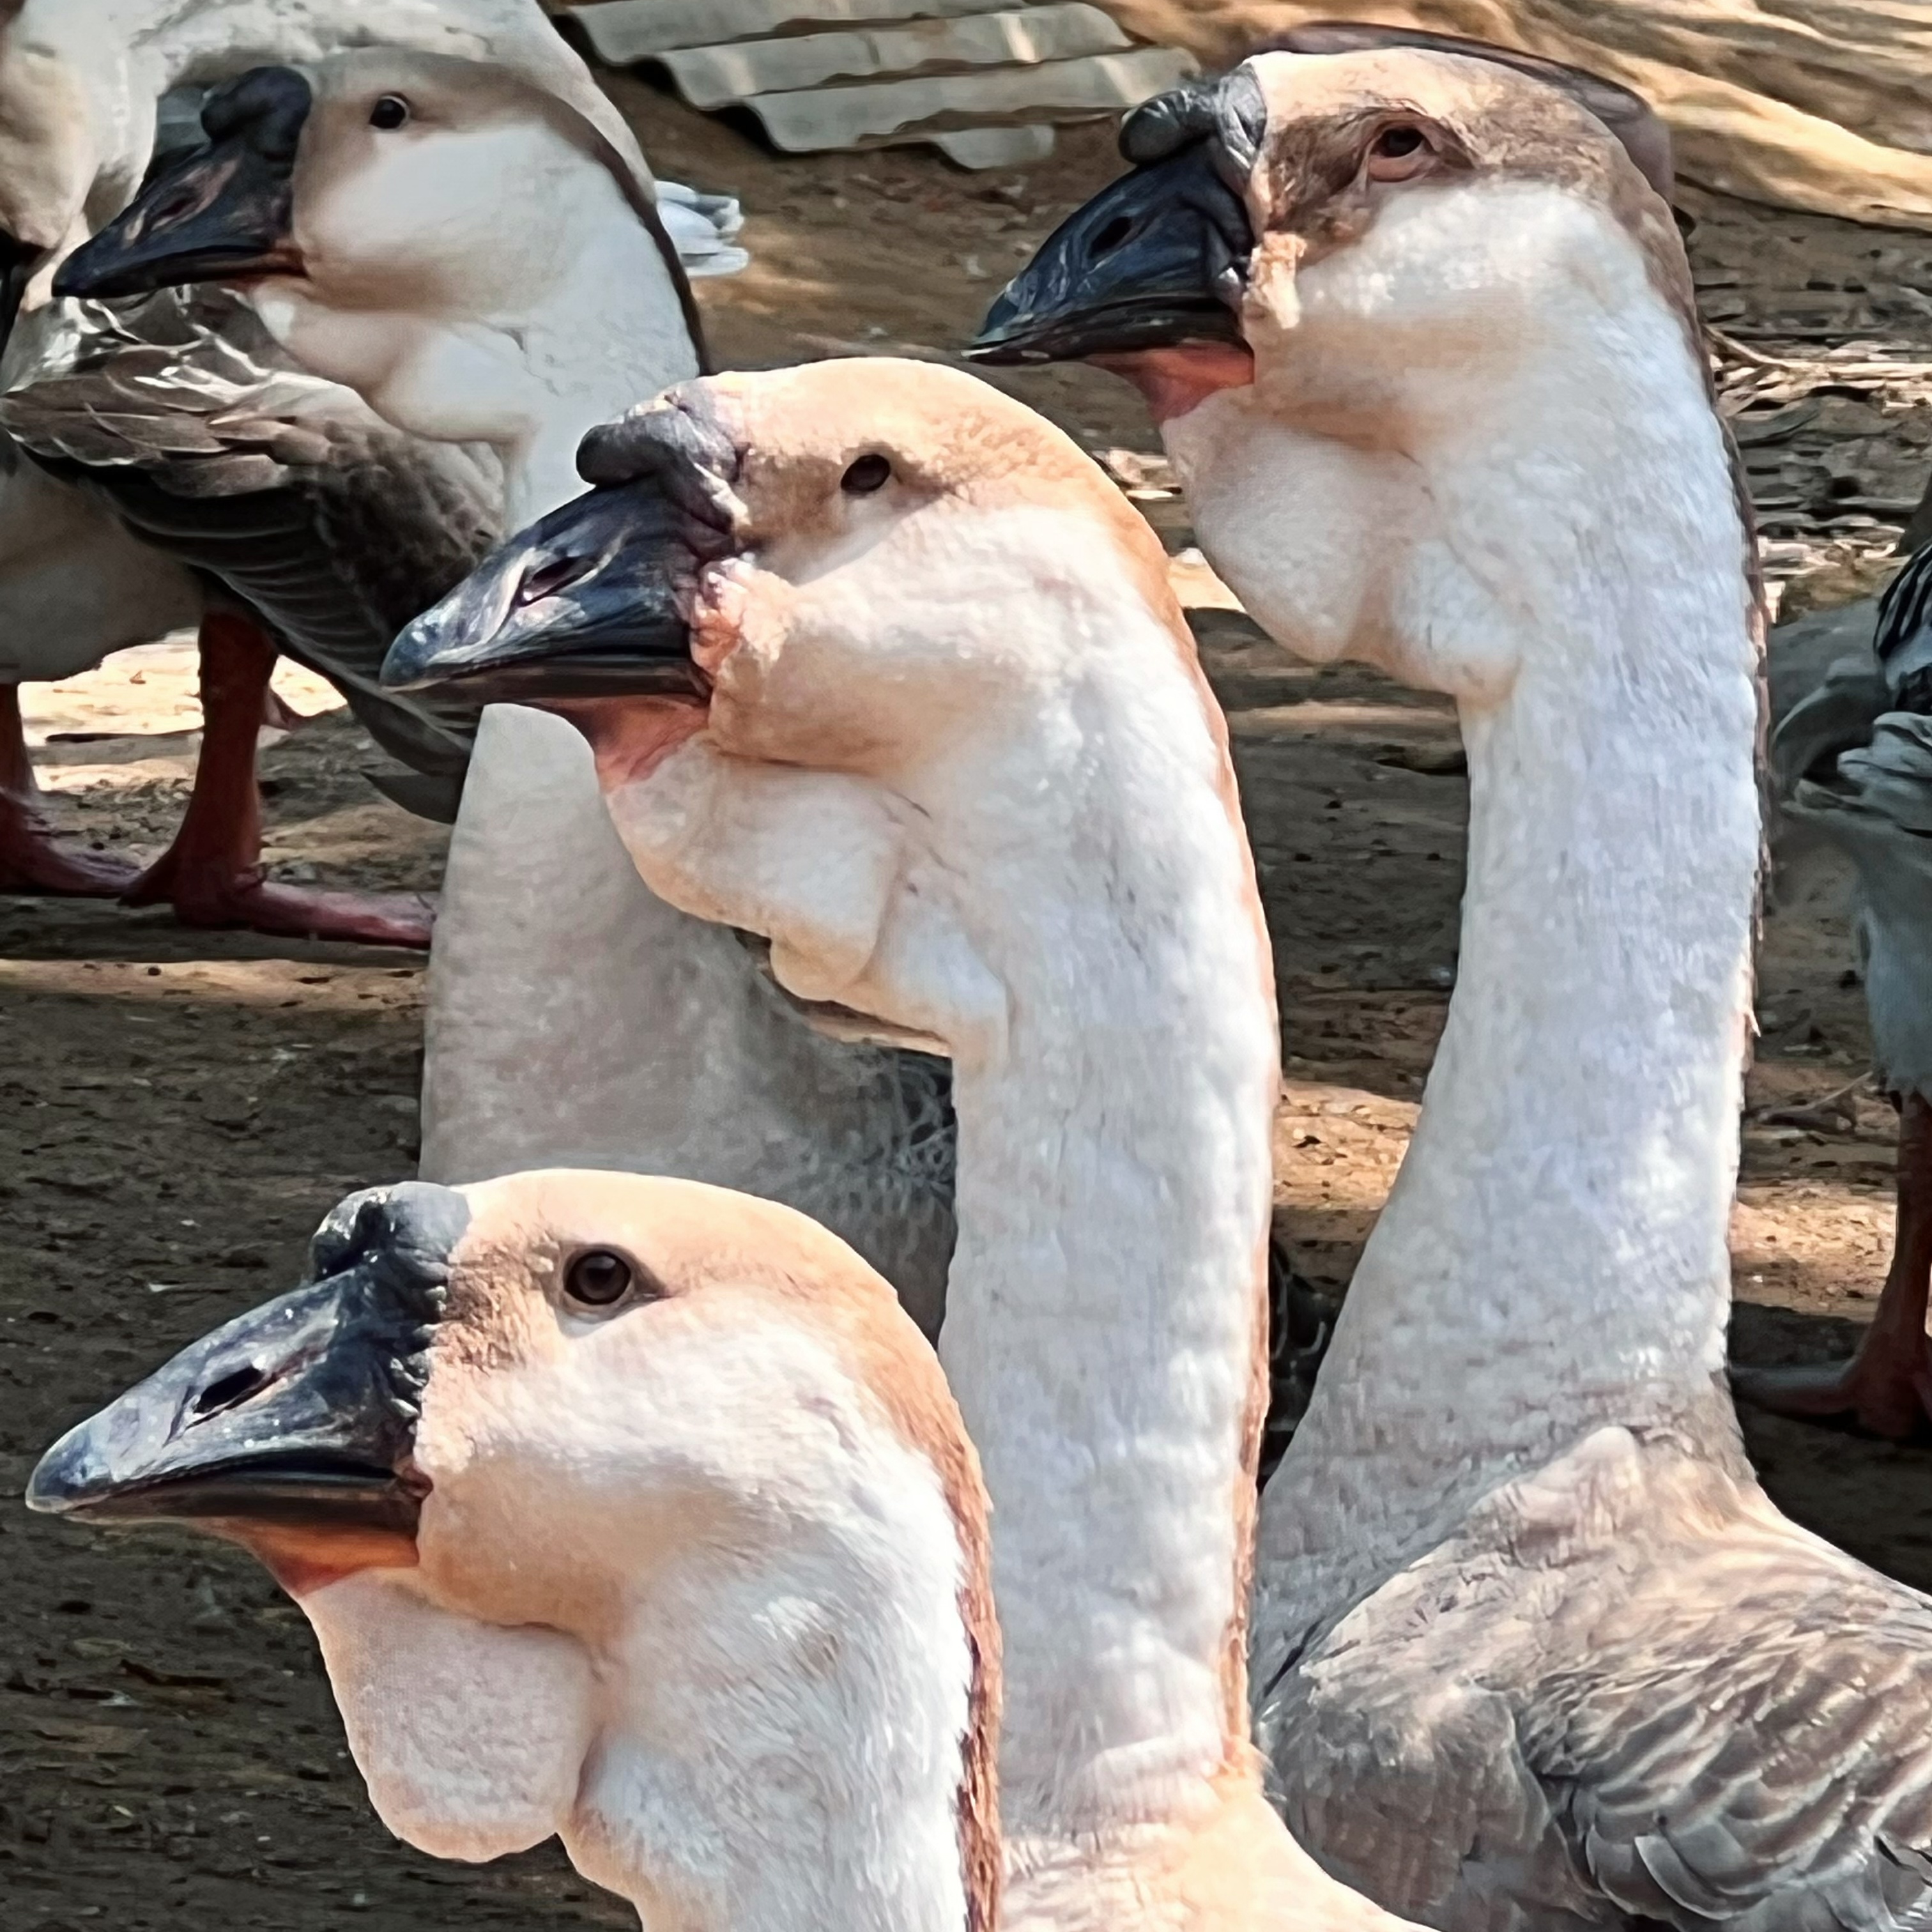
1365, 123, 1436, 182
1089, 213, 1134, 257
564, 1248, 635, 1308
841, 453, 892, 494
369, 95, 411, 131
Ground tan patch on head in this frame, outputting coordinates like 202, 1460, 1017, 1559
1242, 49, 1687, 312
693, 358, 1177, 629
442, 1169, 1002, 1932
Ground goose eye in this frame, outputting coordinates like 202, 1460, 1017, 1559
564, 1248, 635, 1308
369, 96, 411, 131
1366, 123, 1433, 181
841, 453, 892, 494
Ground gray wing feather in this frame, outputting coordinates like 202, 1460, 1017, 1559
0, 288, 496, 807
1275, 1436, 1932, 1931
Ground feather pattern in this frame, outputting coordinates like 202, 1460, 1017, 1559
1275, 1419, 1932, 1932
0, 284, 494, 809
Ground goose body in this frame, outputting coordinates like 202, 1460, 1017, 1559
387, 356, 1416, 1930
0, 0, 742, 933
72, 48, 957, 1323
30, 1170, 999, 1932
1744, 533, 1932, 1437
973, 40, 1932, 1930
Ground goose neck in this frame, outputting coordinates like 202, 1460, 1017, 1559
924, 641, 1280, 1844
565, 1427, 993, 1931
1260, 329, 1761, 1602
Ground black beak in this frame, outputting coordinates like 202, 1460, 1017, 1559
27, 1183, 464, 1557
969, 141, 1252, 365
382, 479, 702, 702
52, 66, 311, 303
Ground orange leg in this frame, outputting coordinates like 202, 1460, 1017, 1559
125, 611, 434, 948
1734, 1091, 1932, 1438
0, 682, 141, 896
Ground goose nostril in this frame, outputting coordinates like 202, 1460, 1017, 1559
1089, 214, 1135, 258
192, 1363, 268, 1418
516, 553, 592, 606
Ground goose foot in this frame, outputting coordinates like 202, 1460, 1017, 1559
1733, 1092, 1932, 1439
0, 684, 141, 896
126, 861, 436, 948
0, 794, 141, 896
121, 612, 434, 948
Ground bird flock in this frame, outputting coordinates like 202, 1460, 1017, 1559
17, 5, 1932, 1930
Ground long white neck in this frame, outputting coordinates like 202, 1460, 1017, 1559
1251, 267, 1761, 1629
924, 599, 1278, 1848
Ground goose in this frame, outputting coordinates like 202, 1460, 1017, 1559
27, 1169, 999, 1931
1741, 534, 1932, 1436
968, 40, 1932, 1929
0, 0, 741, 939
382, 357, 1416, 1931
60, 47, 958, 1328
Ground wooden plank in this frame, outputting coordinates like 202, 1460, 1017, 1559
658, 6, 1130, 111
567, 0, 1012, 65
744, 45, 1195, 151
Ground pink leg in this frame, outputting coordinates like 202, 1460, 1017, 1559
1734, 1091, 1932, 1439
125, 612, 434, 948
0, 683, 141, 896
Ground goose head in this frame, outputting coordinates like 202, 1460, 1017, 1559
381, 355, 1185, 779
967, 41, 1701, 700
972, 29, 1675, 415
0, 1, 654, 362
56, 47, 700, 456
29, 1170, 1000, 1925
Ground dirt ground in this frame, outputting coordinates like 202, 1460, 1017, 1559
6, 66, 1932, 1932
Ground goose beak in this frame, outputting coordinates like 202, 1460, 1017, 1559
968, 142, 1252, 365
381, 480, 702, 702
52, 68, 310, 302
26, 1181, 463, 1588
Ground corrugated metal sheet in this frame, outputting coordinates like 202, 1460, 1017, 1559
563, 0, 1195, 165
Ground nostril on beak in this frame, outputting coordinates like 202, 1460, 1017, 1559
516, 552, 593, 607
192, 1363, 268, 1418
1089, 215, 1135, 259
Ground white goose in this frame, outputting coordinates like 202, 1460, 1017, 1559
973, 39, 1932, 1929
0, 0, 740, 936
29, 1170, 999, 1932
385, 358, 1414, 1930
63, 47, 958, 1325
